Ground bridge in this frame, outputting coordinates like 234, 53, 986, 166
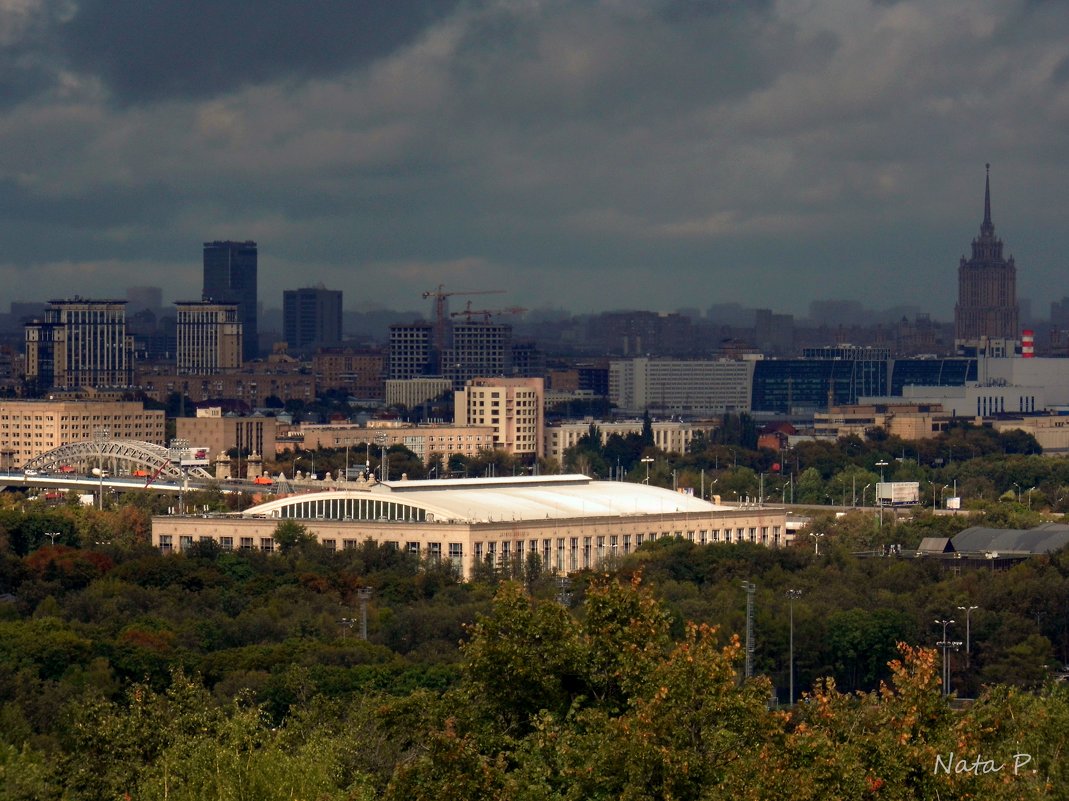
22, 438, 214, 482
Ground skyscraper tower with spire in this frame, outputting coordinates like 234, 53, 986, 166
954, 164, 1019, 355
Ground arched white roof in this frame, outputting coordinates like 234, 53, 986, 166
242, 474, 730, 524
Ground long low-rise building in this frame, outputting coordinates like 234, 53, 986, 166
151, 474, 790, 578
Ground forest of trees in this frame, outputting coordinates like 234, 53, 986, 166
2, 473, 1069, 798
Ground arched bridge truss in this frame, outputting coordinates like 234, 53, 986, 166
23, 440, 213, 481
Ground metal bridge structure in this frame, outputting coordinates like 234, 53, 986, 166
22, 439, 214, 482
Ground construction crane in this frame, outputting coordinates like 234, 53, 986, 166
421, 285, 505, 352
450, 302, 527, 322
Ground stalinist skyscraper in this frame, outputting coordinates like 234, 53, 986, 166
954, 164, 1019, 355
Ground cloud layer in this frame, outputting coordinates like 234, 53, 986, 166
1, 0, 1068, 318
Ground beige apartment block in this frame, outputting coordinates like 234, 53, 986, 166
0, 399, 165, 467
455, 377, 544, 457
134, 366, 316, 408
175, 408, 280, 465
312, 348, 385, 399
813, 404, 951, 441
544, 419, 704, 463
285, 422, 497, 466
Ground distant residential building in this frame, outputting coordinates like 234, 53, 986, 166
455, 377, 544, 457
609, 358, 754, 416
0, 399, 165, 467
544, 418, 702, 463
385, 378, 452, 410
24, 299, 133, 389
283, 286, 342, 352
754, 309, 795, 356
134, 365, 315, 409
312, 348, 384, 399
954, 165, 1019, 354
175, 301, 242, 375
586, 310, 696, 356
444, 321, 512, 389
203, 240, 258, 362
388, 322, 436, 379
290, 421, 497, 467
126, 286, 163, 317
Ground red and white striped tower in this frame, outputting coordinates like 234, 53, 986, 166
1022, 329, 1034, 358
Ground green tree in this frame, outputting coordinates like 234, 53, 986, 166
272, 520, 315, 554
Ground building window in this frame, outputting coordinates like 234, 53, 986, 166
220, 537, 233, 550
240, 537, 254, 550
159, 535, 172, 553
179, 535, 193, 551
322, 539, 336, 552
260, 537, 274, 552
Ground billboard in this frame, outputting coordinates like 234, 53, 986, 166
178, 446, 210, 466
875, 481, 920, 506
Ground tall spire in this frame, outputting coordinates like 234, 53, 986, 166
981, 162, 993, 235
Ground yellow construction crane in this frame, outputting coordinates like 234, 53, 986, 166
422, 285, 505, 351
450, 302, 527, 322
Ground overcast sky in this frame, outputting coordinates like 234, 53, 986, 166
2, 0, 1068, 320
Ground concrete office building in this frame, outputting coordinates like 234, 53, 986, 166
455, 377, 544, 457
150, 474, 791, 579
0, 399, 165, 467
203, 241, 258, 361
609, 358, 754, 416
385, 377, 452, 410
283, 286, 342, 352
175, 407, 278, 467
175, 301, 242, 374
24, 299, 133, 389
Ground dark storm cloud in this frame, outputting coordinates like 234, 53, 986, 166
59, 0, 462, 103
2, 0, 1069, 316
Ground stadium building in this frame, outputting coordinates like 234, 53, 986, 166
151, 474, 790, 578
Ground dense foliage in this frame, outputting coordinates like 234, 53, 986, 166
2, 483, 1069, 798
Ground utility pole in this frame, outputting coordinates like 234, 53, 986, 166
358, 587, 373, 641
786, 589, 802, 705
742, 581, 756, 679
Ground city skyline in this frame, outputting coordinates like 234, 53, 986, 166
1, 2, 1068, 317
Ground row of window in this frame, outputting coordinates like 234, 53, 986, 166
473, 527, 784, 571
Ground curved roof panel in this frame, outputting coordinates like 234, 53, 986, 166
242, 474, 730, 524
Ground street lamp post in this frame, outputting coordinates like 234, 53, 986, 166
1013, 482, 1021, 503
809, 532, 824, 555
875, 460, 888, 527
641, 456, 654, 484
377, 434, 388, 481
1027, 486, 1036, 510
935, 617, 955, 697
957, 605, 978, 665
786, 589, 802, 705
